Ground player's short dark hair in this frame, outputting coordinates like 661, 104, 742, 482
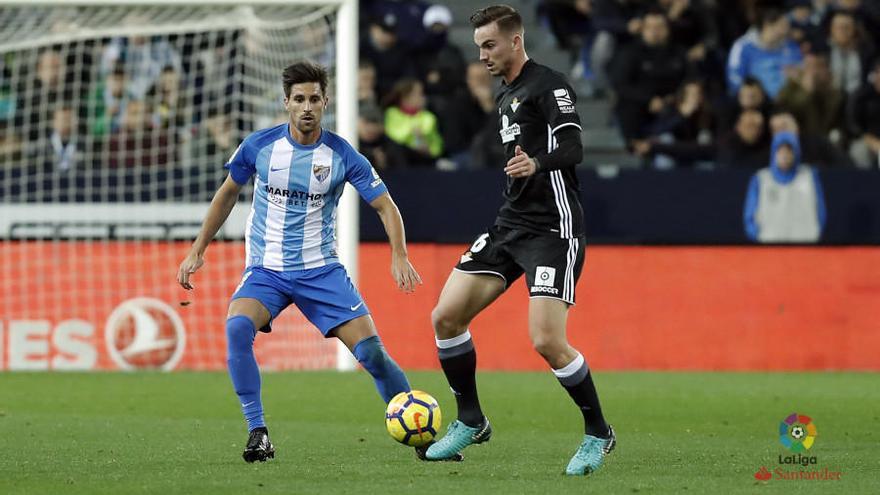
282, 60, 329, 98
469, 5, 523, 34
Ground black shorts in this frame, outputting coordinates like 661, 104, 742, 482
454, 225, 586, 304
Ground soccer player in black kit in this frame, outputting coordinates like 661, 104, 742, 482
421, 5, 615, 475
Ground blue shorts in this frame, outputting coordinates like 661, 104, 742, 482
230, 263, 369, 336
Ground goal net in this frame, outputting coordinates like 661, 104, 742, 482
0, 0, 359, 371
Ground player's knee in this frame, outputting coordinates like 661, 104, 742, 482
431, 306, 466, 339
353, 336, 393, 375
531, 333, 566, 361
226, 315, 256, 356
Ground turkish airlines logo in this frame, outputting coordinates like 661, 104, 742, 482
104, 298, 186, 371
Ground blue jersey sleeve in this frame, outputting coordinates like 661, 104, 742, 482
224, 137, 256, 185
344, 146, 388, 203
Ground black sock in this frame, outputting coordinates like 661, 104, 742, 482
555, 353, 609, 438
437, 331, 484, 427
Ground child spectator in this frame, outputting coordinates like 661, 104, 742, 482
383, 78, 443, 166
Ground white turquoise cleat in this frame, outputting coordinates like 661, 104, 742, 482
565, 425, 616, 476
424, 418, 492, 461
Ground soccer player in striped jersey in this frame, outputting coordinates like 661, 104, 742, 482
422, 6, 615, 475
177, 61, 421, 463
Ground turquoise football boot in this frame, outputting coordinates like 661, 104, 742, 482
565, 425, 616, 476
424, 418, 492, 461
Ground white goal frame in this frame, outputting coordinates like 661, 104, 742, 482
0, 0, 361, 371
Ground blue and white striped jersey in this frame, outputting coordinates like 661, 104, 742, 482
225, 124, 387, 271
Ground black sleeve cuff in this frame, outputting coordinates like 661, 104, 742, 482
533, 127, 583, 172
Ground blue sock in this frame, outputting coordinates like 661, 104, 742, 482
226, 315, 265, 431
353, 335, 410, 403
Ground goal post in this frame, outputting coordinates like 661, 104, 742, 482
0, 0, 361, 372
333, 0, 360, 372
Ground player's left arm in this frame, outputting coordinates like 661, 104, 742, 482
370, 193, 422, 294
504, 130, 583, 178
505, 81, 584, 178
344, 143, 422, 293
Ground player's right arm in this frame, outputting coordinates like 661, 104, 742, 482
177, 175, 242, 290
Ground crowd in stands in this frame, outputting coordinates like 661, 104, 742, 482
1, 0, 878, 208
0, 29, 243, 200
534, 0, 880, 241
542, 0, 880, 171
356, 0, 880, 172
358, 1, 506, 170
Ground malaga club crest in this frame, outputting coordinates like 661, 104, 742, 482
313, 164, 330, 183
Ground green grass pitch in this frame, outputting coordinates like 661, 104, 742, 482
1, 371, 877, 494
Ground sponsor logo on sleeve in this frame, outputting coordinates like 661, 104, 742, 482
370, 167, 383, 187
553, 88, 575, 114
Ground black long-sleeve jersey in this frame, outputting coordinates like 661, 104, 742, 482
494, 59, 584, 238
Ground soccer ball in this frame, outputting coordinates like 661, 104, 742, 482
791, 425, 805, 439
385, 390, 442, 447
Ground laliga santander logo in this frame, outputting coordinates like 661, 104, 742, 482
755, 412, 841, 482
779, 413, 817, 452
104, 298, 186, 371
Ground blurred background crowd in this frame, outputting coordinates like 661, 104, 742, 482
356, 0, 880, 172
1, 0, 879, 241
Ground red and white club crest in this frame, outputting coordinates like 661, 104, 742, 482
104, 298, 186, 371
